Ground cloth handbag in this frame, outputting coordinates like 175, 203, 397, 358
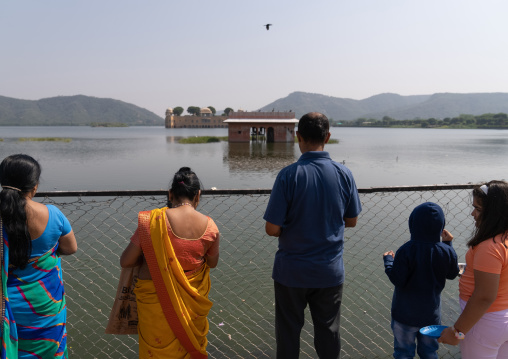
105, 265, 140, 335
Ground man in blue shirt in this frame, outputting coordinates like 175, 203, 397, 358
264, 112, 362, 359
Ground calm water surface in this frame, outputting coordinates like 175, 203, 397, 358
1, 126, 507, 190
2, 125, 495, 358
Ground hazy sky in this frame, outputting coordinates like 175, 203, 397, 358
2, 0, 507, 117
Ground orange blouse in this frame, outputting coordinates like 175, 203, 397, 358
130, 216, 220, 273
459, 233, 508, 312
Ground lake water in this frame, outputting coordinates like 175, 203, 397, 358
2, 126, 499, 358
1, 126, 507, 190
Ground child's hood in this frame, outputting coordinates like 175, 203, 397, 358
409, 202, 445, 243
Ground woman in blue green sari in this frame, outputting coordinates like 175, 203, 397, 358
0, 154, 77, 359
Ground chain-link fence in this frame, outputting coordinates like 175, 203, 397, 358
35, 185, 475, 359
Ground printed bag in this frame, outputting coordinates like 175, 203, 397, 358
105, 265, 140, 335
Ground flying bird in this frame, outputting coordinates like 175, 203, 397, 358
264, 24, 272, 30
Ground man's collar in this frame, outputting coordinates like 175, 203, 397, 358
299, 151, 331, 160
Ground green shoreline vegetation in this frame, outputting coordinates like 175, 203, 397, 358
333, 112, 508, 129
178, 136, 339, 144
178, 136, 228, 144
90, 122, 128, 127
18, 137, 72, 142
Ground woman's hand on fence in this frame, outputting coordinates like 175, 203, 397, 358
442, 229, 454, 242
383, 250, 395, 258
437, 326, 460, 346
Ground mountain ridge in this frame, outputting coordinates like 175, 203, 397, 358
2, 92, 508, 126
258, 91, 508, 121
0, 95, 163, 126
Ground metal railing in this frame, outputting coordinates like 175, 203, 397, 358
35, 184, 475, 359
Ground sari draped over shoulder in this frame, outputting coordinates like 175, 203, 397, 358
135, 208, 213, 359
1, 223, 68, 359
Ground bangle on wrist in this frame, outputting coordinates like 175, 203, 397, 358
452, 326, 465, 340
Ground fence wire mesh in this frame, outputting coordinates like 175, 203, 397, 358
36, 185, 474, 359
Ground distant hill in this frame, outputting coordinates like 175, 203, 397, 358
258, 91, 508, 121
364, 93, 508, 120
4, 92, 508, 126
0, 95, 163, 126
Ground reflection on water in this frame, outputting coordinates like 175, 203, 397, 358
225, 142, 296, 173
165, 136, 184, 143
471, 137, 508, 146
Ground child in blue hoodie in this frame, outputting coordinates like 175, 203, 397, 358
383, 202, 459, 359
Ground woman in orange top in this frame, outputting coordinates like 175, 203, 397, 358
121, 167, 220, 359
439, 180, 508, 359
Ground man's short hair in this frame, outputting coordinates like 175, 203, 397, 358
298, 112, 329, 144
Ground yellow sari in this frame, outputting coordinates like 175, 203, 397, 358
135, 208, 212, 359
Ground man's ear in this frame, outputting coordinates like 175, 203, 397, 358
324, 132, 331, 144
296, 131, 303, 143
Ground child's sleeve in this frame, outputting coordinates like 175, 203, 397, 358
446, 246, 460, 280
384, 247, 411, 288
383, 254, 394, 268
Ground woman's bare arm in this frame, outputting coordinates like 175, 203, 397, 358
120, 242, 143, 268
205, 253, 219, 268
205, 233, 220, 268
58, 230, 77, 255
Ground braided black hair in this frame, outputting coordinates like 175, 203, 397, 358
0, 154, 41, 268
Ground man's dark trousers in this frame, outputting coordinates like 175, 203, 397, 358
274, 281, 343, 359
